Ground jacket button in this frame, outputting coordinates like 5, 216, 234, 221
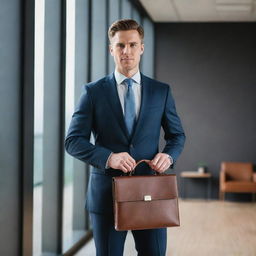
130, 144, 134, 148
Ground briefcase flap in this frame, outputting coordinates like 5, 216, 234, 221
113, 174, 178, 203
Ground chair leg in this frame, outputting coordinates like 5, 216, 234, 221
252, 193, 256, 202
219, 191, 225, 201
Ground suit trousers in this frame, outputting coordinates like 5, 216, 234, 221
90, 213, 167, 256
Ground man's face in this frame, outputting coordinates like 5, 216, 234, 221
109, 30, 144, 75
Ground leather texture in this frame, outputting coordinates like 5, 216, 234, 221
223, 181, 256, 192
220, 162, 256, 194
112, 160, 180, 231
253, 173, 256, 183
221, 162, 253, 181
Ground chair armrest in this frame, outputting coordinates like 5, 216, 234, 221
220, 170, 226, 182
220, 170, 226, 190
253, 173, 256, 182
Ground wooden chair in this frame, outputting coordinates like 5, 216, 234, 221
219, 162, 256, 201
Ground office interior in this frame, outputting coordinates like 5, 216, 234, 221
0, 0, 255, 255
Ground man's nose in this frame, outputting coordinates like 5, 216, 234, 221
123, 45, 131, 54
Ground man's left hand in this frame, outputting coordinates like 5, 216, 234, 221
149, 153, 172, 173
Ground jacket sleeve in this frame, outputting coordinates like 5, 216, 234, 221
161, 86, 186, 167
65, 85, 112, 169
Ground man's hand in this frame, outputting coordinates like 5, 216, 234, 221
108, 152, 136, 173
149, 153, 172, 173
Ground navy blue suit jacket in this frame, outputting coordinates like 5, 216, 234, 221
65, 72, 185, 215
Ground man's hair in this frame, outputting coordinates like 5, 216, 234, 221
108, 19, 144, 43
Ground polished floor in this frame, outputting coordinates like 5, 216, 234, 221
75, 199, 256, 256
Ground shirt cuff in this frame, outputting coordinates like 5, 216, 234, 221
168, 154, 174, 165
105, 152, 113, 169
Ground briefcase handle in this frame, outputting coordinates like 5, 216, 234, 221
129, 159, 161, 176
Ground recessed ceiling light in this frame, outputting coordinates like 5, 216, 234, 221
216, 0, 252, 4
216, 5, 252, 11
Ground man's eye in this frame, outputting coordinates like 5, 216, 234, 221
117, 44, 125, 48
130, 43, 136, 47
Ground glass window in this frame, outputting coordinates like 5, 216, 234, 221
73, 0, 90, 236
108, 0, 120, 73
121, 0, 132, 19
33, 0, 45, 255
63, 0, 89, 252
141, 17, 154, 77
63, 0, 77, 251
132, 6, 141, 24
92, 0, 107, 80
32, 1, 154, 254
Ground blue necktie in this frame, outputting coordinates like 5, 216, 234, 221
124, 78, 136, 136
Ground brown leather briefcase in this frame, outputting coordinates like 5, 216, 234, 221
112, 160, 180, 231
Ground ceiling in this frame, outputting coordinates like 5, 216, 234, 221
139, 0, 256, 22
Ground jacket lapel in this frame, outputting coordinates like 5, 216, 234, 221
103, 73, 130, 140
102, 72, 151, 144
131, 73, 151, 144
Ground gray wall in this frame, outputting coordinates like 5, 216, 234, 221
156, 23, 256, 200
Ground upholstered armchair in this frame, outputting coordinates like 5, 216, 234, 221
219, 162, 256, 201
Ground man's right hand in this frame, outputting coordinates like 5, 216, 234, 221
108, 152, 136, 173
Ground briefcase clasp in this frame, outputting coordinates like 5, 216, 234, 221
144, 195, 152, 201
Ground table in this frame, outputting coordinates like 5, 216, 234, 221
180, 171, 212, 200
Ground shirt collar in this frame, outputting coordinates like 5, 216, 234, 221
114, 69, 141, 85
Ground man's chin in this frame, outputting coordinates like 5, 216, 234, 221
121, 64, 135, 70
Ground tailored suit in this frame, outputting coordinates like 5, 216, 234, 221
65, 72, 186, 256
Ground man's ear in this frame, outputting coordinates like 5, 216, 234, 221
109, 44, 114, 56
140, 43, 144, 55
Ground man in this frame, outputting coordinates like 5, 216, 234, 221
65, 19, 185, 256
